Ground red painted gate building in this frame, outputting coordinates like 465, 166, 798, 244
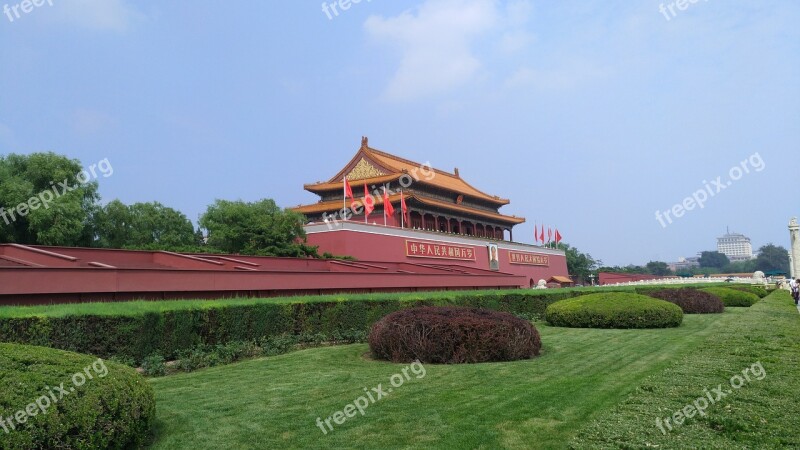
293, 138, 568, 287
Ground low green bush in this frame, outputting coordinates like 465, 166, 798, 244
728, 285, 769, 298
168, 331, 368, 375
141, 354, 166, 377
0, 290, 585, 364
699, 287, 760, 307
0, 343, 155, 449
545, 293, 683, 329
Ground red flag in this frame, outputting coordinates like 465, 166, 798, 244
539, 224, 545, 244
343, 177, 353, 199
363, 184, 374, 218
548, 227, 553, 243
555, 229, 562, 245
534, 222, 537, 243
400, 191, 409, 223
383, 188, 395, 216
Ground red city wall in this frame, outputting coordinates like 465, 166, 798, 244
304, 223, 569, 289
0, 244, 526, 305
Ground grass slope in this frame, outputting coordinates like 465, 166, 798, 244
571, 290, 800, 448
148, 313, 728, 449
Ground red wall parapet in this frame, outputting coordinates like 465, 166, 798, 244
303, 221, 570, 289
0, 244, 527, 306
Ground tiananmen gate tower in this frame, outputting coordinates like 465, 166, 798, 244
293, 137, 568, 289
294, 136, 524, 239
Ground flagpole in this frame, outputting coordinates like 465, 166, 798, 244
400, 190, 404, 229
363, 183, 369, 224
342, 177, 346, 222
383, 185, 387, 226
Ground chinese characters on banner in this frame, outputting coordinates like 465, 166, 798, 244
405, 240, 476, 261
508, 251, 549, 266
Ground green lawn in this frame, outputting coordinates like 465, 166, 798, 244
571, 289, 800, 448
148, 310, 733, 449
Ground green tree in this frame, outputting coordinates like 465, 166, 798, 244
93, 199, 131, 248
698, 251, 730, 269
597, 265, 648, 274
555, 242, 601, 283
646, 261, 673, 276
199, 198, 318, 257
755, 244, 790, 274
94, 200, 196, 250
722, 259, 757, 274
0, 152, 99, 246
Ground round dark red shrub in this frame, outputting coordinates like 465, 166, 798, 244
647, 288, 725, 314
368, 306, 541, 364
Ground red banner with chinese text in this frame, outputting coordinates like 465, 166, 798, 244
405, 240, 476, 261
508, 251, 549, 266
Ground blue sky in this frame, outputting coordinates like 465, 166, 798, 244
1, 0, 797, 265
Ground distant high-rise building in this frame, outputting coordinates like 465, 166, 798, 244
717, 229, 754, 262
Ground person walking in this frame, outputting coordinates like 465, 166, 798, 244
791, 278, 800, 306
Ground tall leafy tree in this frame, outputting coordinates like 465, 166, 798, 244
597, 265, 648, 274
199, 198, 318, 257
698, 251, 730, 269
0, 152, 99, 246
93, 199, 131, 248
94, 200, 196, 250
722, 259, 757, 274
554, 242, 601, 283
755, 244, 790, 274
646, 261, 673, 276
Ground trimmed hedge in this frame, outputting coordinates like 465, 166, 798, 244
369, 306, 541, 363
645, 288, 725, 314
0, 343, 155, 449
0, 290, 586, 364
699, 287, 760, 307
728, 285, 769, 298
545, 293, 683, 329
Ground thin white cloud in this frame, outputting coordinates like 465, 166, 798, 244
504, 0, 533, 27
71, 109, 116, 136
497, 29, 534, 54
505, 61, 612, 91
47, 0, 144, 33
365, 0, 500, 102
